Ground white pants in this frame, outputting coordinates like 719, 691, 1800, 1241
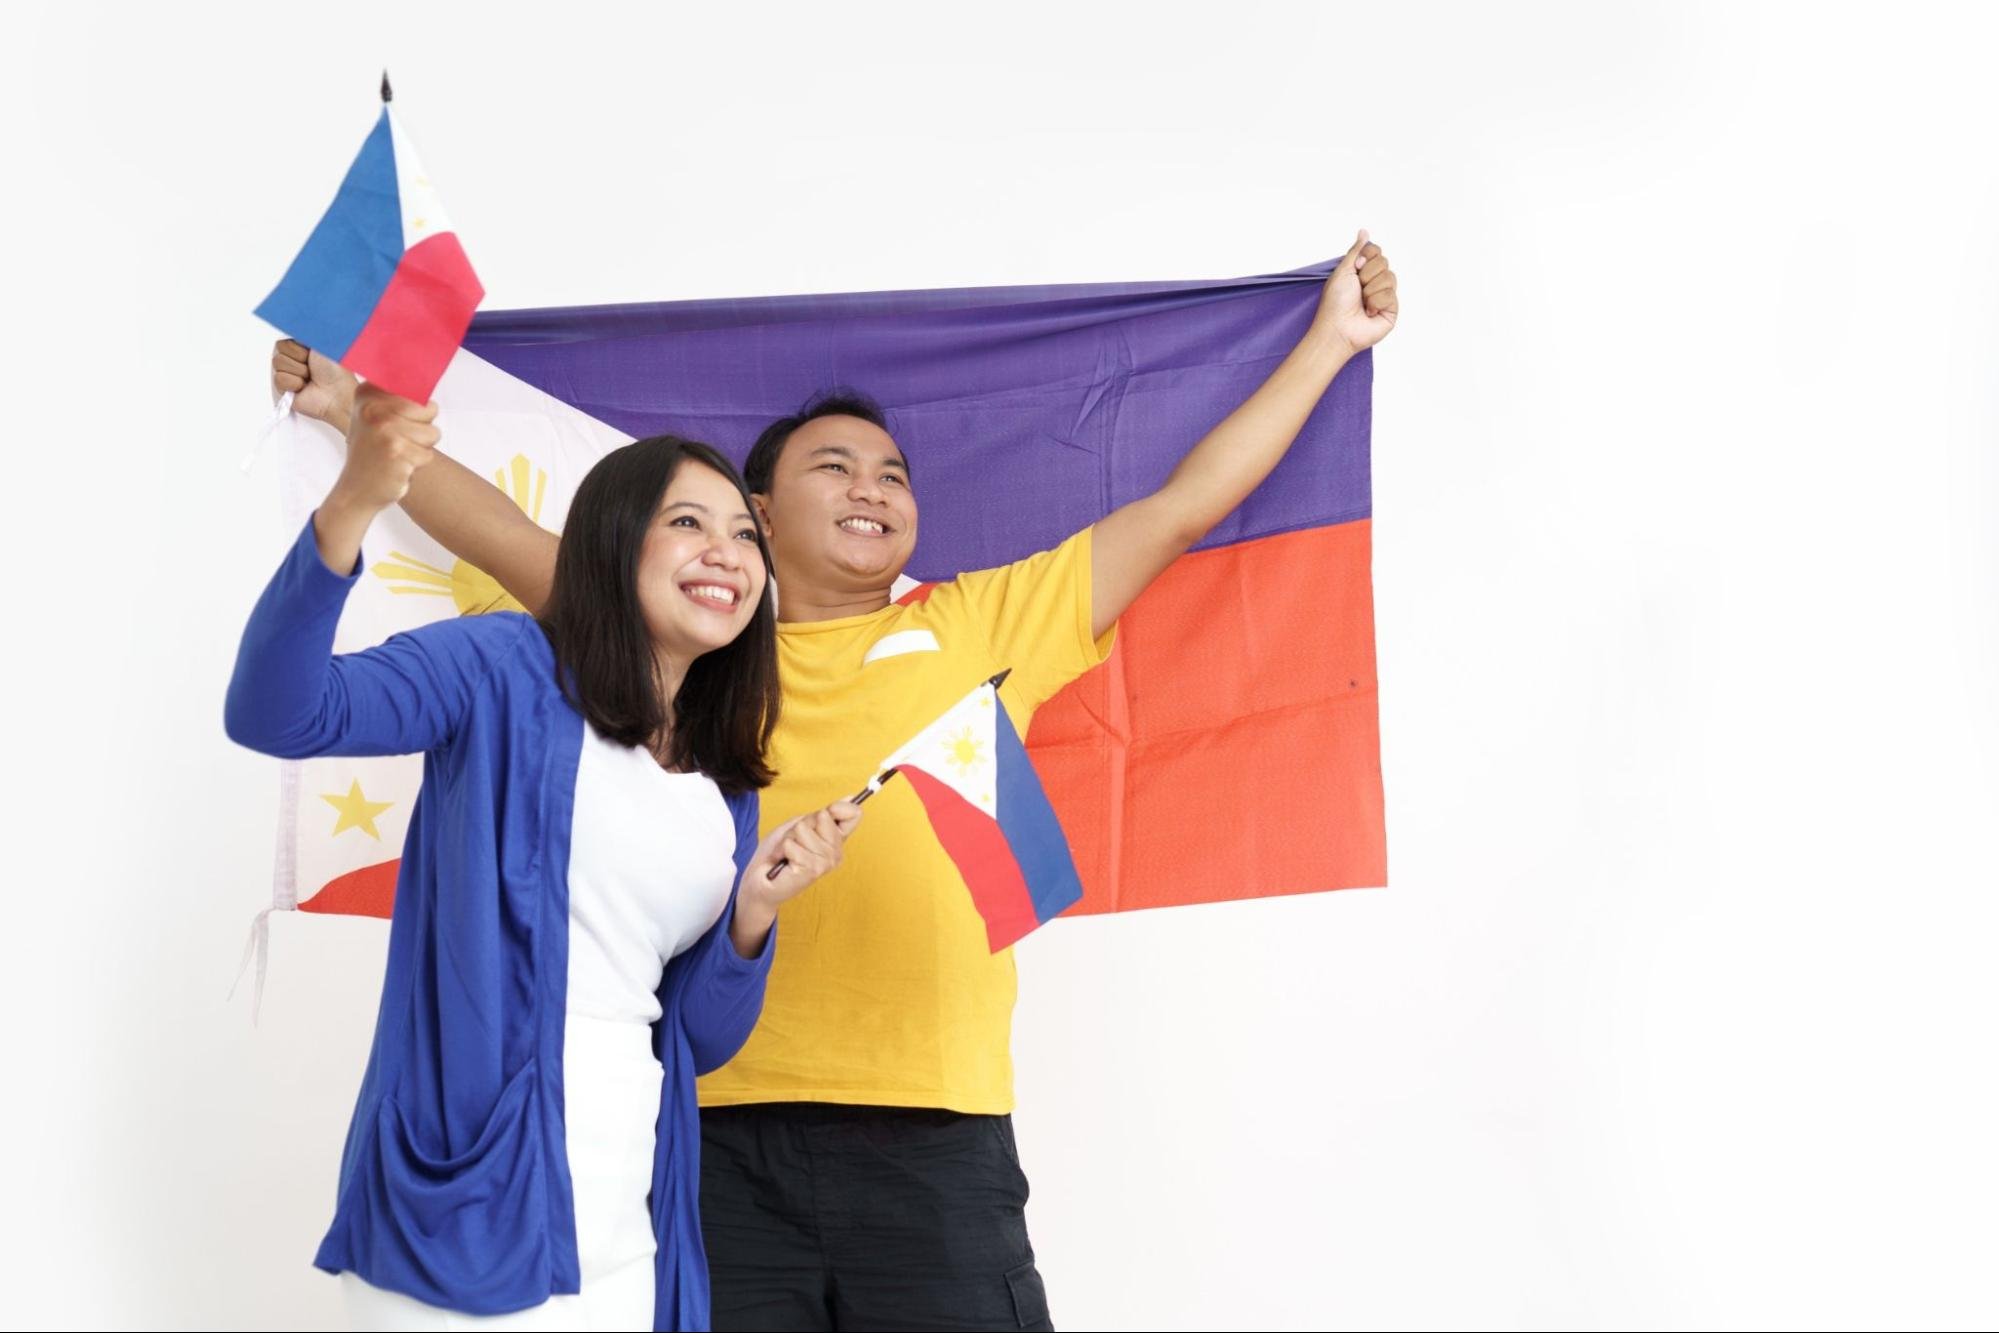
341, 1016, 662, 1332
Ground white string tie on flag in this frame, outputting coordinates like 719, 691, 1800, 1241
240, 390, 295, 473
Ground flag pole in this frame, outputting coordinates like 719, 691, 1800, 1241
763, 769, 900, 882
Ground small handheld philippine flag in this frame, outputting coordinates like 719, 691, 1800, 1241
870, 672, 1084, 952
255, 82, 483, 404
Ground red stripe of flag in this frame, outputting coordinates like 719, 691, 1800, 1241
299, 860, 398, 918
343, 231, 483, 403
895, 764, 1040, 951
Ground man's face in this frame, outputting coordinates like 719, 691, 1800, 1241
756, 414, 918, 596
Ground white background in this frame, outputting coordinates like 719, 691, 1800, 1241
5, 2, 1995, 1328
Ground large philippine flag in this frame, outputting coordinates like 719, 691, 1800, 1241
255, 105, 483, 403
242, 261, 1385, 1011
875, 674, 1085, 952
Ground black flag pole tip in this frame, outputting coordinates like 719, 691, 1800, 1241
381, 70, 393, 103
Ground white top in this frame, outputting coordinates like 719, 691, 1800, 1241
566, 724, 739, 1024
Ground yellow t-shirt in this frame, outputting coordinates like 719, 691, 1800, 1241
696, 527, 1114, 1114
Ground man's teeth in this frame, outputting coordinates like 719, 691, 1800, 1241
840, 517, 886, 534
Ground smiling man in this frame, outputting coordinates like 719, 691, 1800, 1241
271, 232, 1398, 1330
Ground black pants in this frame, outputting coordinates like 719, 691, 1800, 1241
699, 1103, 1054, 1331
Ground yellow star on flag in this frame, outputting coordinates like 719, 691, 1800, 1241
320, 779, 395, 840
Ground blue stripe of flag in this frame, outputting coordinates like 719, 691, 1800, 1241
254, 109, 404, 359
992, 699, 1085, 926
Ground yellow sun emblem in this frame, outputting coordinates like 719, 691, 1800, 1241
371, 454, 548, 615
944, 726, 986, 776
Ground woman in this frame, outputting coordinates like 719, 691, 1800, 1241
225, 385, 860, 1330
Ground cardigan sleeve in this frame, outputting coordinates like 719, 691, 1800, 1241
677, 789, 776, 1076
224, 515, 528, 759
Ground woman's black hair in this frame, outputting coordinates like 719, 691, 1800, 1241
537, 436, 778, 792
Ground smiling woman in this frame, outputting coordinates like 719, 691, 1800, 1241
222, 388, 864, 1330
538, 435, 782, 792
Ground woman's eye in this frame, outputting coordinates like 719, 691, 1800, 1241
735, 529, 759, 542
670, 515, 700, 528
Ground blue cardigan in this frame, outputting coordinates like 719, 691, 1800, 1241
225, 518, 773, 1331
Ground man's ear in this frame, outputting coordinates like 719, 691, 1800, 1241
752, 493, 772, 536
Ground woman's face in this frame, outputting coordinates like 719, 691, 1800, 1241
637, 460, 768, 660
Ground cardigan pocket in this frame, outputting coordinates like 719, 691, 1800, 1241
371, 1059, 550, 1292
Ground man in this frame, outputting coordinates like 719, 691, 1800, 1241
274, 233, 1397, 1329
